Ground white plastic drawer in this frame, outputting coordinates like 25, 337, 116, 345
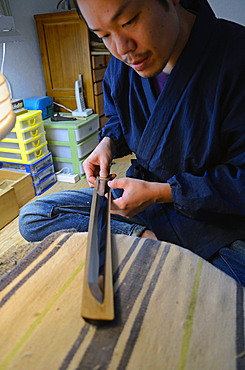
48, 134, 98, 161
44, 116, 100, 144
75, 117, 99, 143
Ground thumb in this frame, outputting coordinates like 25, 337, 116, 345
99, 168, 108, 178
108, 178, 123, 189
99, 163, 109, 178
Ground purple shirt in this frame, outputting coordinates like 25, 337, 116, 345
155, 72, 169, 95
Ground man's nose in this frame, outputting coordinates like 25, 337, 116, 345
115, 33, 136, 56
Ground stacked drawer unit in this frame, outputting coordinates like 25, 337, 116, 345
0, 110, 56, 195
43, 114, 100, 177
91, 54, 111, 129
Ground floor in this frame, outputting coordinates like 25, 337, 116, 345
0, 155, 133, 258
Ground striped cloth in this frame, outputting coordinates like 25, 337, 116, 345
0, 231, 244, 370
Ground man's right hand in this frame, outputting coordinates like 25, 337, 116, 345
83, 137, 116, 187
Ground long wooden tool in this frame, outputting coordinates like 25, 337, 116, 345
81, 176, 114, 322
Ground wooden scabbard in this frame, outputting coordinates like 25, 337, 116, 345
81, 178, 114, 322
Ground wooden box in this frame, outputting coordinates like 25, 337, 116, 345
0, 169, 35, 208
0, 186, 19, 229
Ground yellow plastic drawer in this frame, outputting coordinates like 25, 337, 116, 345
0, 142, 49, 164
15, 110, 43, 131
4, 122, 45, 142
0, 132, 47, 152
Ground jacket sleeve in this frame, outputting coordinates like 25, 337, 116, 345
168, 82, 245, 221
98, 59, 132, 158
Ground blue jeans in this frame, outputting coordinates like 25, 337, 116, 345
19, 188, 147, 242
19, 188, 245, 286
209, 240, 245, 286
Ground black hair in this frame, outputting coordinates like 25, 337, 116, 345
73, 0, 171, 20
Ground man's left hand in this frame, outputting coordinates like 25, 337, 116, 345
108, 177, 172, 218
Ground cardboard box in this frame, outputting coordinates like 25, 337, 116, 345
0, 169, 35, 209
0, 186, 19, 229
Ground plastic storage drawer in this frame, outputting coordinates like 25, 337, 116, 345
3, 122, 45, 142
34, 173, 56, 195
48, 132, 98, 161
0, 132, 47, 152
0, 152, 53, 174
43, 114, 99, 144
32, 164, 55, 185
14, 110, 43, 131
0, 142, 49, 164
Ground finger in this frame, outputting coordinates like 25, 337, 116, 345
108, 178, 125, 189
83, 162, 100, 186
109, 193, 134, 217
110, 207, 133, 218
85, 170, 98, 187
110, 197, 128, 213
83, 164, 95, 182
99, 161, 110, 178
87, 178, 96, 187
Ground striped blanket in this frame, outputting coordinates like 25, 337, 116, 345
0, 231, 244, 369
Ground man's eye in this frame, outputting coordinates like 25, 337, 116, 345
123, 14, 139, 27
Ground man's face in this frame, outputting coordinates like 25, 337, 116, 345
77, 0, 181, 78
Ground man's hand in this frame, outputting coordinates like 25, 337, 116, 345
108, 177, 173, 218
83, 137, 116, 187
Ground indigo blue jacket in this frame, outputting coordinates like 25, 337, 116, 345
99, 0, 245, 259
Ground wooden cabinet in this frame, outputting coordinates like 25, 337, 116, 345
34, 11, 111, 129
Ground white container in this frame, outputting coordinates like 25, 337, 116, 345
44, 114, 99, 144
48, 132, 98, 161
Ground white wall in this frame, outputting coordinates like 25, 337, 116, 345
0, 0, 245, 100
0, 0, 59, 99
208, 0, 245, 26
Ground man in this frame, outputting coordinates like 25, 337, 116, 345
19, 0, 245, 285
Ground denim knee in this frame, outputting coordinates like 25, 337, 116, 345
210, 240, 245, 286
19, 200, 51, 242
19, 204, 35, 242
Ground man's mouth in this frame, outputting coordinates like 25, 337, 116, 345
131, 57, 149, 71
124, 53, 151, 71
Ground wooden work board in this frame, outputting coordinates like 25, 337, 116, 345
0, 231, 244, 369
